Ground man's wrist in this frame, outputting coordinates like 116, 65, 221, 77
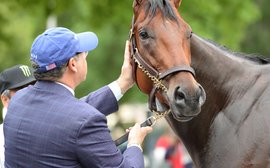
108, 81, 123, 101
116, 79, 129, 94
127, 143, 143, 152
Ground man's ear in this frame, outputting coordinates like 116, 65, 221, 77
67, 57, 78, 73
1, 95, 10, 108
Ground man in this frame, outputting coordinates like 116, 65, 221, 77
4, 27, 152, 167
0, 64, 36, 168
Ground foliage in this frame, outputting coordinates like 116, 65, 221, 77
180, 0, 260, 50
240, 0, 270, 56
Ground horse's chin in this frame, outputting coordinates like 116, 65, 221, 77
155, 99, 200, 122
170, 110, 194, 122
170, 105, 201, 122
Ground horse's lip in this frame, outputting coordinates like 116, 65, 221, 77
157, 99, 197, 121
171, 110, 194, 122
170, 103, 200, 119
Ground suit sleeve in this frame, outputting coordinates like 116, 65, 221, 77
80, 86, 118, 116
75, 110, 144, 168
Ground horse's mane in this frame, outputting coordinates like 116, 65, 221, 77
204, 37, 270, 65
239, 54, 270, 64
145, 0, 178, 22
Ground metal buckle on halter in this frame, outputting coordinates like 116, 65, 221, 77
152, 109, 171, 119
144, 110, 171, 127
144, 116, 157, 127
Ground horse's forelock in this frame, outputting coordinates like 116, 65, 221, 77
144, 0, 178, 21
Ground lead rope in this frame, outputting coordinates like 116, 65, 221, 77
114, 109, 170, 146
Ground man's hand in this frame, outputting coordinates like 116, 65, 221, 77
128, 123, 153, 147
116, 40, 135, 94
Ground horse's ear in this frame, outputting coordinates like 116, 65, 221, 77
133, 0, 143, 13
173, 0, 182, 7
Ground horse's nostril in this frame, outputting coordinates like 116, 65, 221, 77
175, 88, 185, 100
174, 87, 186, 106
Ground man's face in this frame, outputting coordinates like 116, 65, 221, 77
1, 89, 17, 108
75, 52, 88, 83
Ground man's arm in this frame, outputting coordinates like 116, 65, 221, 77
76, 109, 144, 168
80, 85, 118, 116
80, 41, 134, 116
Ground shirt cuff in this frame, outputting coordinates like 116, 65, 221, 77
127, 143, 143, 152
108, 81, 123, 101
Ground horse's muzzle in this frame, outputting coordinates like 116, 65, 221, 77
171, 84, 206, 121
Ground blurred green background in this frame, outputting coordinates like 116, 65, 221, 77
0, 0, 269, 123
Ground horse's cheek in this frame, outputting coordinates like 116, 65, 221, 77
136, 68, 152, 94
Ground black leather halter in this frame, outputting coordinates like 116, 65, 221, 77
129, 16, 195, 114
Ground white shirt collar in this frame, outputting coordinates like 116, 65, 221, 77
55, 82, 75, 96
2, 107, 7, 120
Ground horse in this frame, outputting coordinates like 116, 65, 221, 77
130, 0, 206, 121
130, 0, 270, 168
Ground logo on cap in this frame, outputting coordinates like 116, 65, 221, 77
19, 65, 32, 77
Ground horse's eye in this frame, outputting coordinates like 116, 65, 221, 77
139, 31, 149, 39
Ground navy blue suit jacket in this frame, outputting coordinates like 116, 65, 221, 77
4, 81, 144, 168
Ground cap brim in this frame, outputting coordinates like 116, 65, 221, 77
77, 32, 98, 52
8, 77, 36, 90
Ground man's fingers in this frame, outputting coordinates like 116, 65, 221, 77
124, 40, 131, 60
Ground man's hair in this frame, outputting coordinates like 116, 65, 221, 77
31, 61, 67, 81
1, 89, 10, 98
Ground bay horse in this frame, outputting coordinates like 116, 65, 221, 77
130, 0, 206, 122
130, 0, 270, 168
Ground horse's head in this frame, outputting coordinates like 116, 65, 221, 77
130, 0, 206, 121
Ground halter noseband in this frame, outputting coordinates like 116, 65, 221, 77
129, 16, 195, 115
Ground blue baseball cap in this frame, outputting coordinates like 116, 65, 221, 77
30, 27, 98, 72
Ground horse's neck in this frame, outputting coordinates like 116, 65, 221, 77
185, 34, 270, 167
191, 34, 255, 99
180, 34, 254, 162
169, 34, 270, 167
